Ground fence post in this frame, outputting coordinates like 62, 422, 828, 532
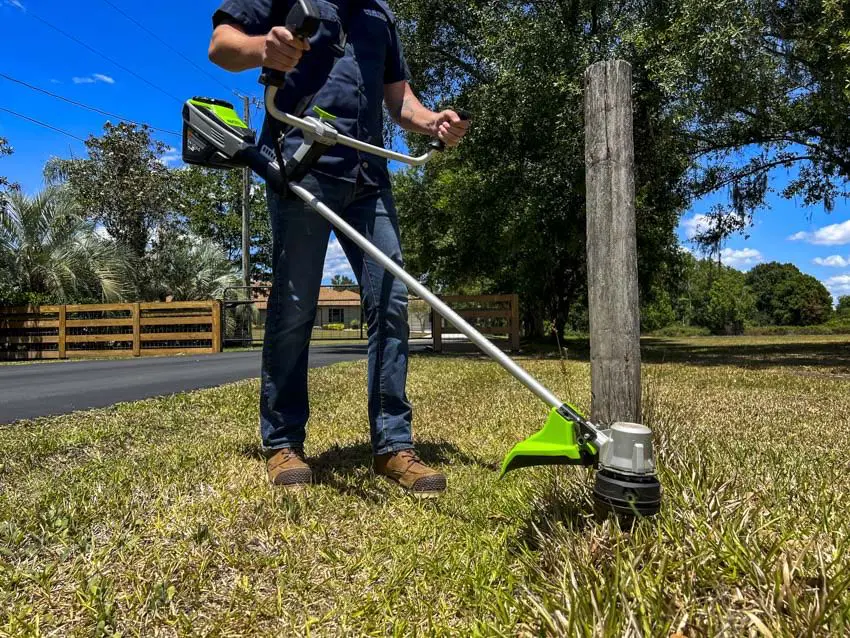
584, 60, 641, 424
211, 300, 222, 353
510, 294, 520, 351
432, 306, 443, 353
131, 302, 141, 357
58, 305, 67, 359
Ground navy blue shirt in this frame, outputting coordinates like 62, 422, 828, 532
213, 0, 410, 187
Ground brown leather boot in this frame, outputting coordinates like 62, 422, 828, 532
374, 449, 447, 497
267, 447, 312, 489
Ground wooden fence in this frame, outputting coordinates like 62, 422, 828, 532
431, 294, 520, 352
0, 301, 221, 361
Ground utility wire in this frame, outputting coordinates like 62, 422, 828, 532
99, 0, 236, 95
0, 106, 86, 142
24, 10, 182, 103
0, 72, 182, 138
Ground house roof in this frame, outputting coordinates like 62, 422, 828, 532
249, 284, 361, 310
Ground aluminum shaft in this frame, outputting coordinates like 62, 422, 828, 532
288, 182, 564, 410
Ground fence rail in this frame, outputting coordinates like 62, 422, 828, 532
431, 294, 520, 352
0, 301, 221, 361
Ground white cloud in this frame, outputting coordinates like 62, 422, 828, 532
49, 78, 60, 84
322, 234, 355, 282
824, 274, 850, 298
680, 214, 711, 241
72, 73, 116, 85
788, 219, 850, 245
4, 0, 25, 10
158, 146, 181, 166
720, 247, 763, 269
813, 255, 849, 268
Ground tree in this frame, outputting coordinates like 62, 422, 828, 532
745, 262, 833, 325
389, 0, 849, 333
837, 296, 850, 318
176, 166, 272, 277
330, 274, 355, 290
145, 229, 242, 301
46, 122, 178, 259
392, 0, 688, 337
0, 137, 16, 209
700, 269, 755, 334
0, 187, 131, 303
641, 0, 850, 247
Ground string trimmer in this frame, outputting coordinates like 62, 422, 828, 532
182, 0, 661, 518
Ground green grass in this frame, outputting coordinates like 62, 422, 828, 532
2, 337, 850, 635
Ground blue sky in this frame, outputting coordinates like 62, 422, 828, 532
1, 0, 848, 296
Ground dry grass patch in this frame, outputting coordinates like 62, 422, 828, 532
2, 338, 850, 635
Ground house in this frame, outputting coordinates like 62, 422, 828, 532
251, 285, 362, 328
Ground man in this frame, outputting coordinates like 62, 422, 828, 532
209, 0, 469, 496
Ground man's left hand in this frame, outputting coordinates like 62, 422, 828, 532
433, 110, 470, 148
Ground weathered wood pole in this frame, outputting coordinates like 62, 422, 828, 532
584, 60, 641, 424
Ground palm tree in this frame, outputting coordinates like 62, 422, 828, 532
0, 186, 132, 302
146, 232, 243, 301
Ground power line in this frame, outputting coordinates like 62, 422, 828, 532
0, 72, 181, 138
24, 10, 182, 103
99, 0, 236, 95
0, 106, 86, 142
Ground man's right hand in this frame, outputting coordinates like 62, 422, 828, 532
263, 26, 311, 73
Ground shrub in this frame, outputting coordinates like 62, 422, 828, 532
350, 319, 360, 330
650, 324, 711, 338
322, 323, 346, 331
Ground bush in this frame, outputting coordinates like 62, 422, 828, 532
322, 323, 346, 331
743, 323, 850, 336
349, 319, 360, 330
650, 324, 712, 337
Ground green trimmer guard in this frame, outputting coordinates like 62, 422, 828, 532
499, 407, 596, 477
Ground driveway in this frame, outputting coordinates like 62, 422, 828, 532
0, 345, 377, 424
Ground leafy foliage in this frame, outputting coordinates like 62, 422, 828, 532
390, 0, 849, 331
0, 137, 17, 210
176, 166, 271, 276
837, 295, 850, 318
392, 0, 688, 337
144, 230, 243, 302
0, 187, 132, 303
330, 274, 355, 290
746, 262, 833, 326
641, 0, 850, 244
701, 268, 755, 334
45, 123, 178, 259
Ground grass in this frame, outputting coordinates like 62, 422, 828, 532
2, 337, 850, 635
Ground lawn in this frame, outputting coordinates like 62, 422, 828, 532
2, 337, 850, 635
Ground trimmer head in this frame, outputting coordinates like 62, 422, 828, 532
593, 422, 661, 518
501, 411, 662, 519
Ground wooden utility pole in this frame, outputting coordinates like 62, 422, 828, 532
241, 95, 252, 291
584, 60, 641, 424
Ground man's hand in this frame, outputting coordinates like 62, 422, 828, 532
263, 26, 311, 73
433, 110, 470, 148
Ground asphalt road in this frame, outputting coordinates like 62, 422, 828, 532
0, 345, 374, 424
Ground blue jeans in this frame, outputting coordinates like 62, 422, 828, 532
260, 172, 414, 456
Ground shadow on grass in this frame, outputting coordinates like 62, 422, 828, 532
424, 336, 850, 371
240, 440, 498, 501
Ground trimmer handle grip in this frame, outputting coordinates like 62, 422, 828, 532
429, 108, 472, 152
259, 0, 322, 88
